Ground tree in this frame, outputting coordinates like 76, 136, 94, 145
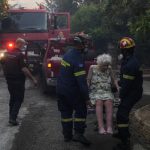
55, 0, 85, 14
71, 0, 150, 66
44, 0, 57, 12
84, 0, 105, 4
71, 4, 99, 32
41, 0, 80, 13
128, 0, 150, 40
0, 0, 9, 19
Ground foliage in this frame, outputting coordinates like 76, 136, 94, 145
71, 4, 99, 32
55, 0, 78, 14
0, 0, 9, 19
71, 0, 150, 66
42, 0, 150, 66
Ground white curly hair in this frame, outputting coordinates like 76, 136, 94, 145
97, 53, 112, 65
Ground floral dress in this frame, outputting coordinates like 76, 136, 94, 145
89, 66, 114, 103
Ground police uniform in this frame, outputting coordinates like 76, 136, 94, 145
0, 48, 26, 122
117, 55, 143, 143
57, 48, 89, 139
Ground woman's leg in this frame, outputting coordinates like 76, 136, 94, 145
104, 100, 113, 134
96, 100, 106, 134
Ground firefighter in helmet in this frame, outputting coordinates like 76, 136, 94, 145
114, 37, 143, 150
57, 35, 92, 146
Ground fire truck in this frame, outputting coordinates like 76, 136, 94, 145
0, 8, 70, 73
42, 32, 97, 93
0, 8, 96, 93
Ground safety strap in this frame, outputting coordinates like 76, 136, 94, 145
117, 124, 129, 128
123, 74, 135, 80
61, 118, 73, 122
74, 118, 86, 122
61, 59, 71, 67
74, 70, 86, 77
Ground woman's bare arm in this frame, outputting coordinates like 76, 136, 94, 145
87, 65, 93, 87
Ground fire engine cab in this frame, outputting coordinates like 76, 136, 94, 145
0, 8, 96, 94
0, 8, 70, 73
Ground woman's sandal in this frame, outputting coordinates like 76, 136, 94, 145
99, 129, 107, 135
106, 128, 113, 135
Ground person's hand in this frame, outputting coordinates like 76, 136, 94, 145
108, 65, 112, 69
86, 100, 93, 108
116, 85, 120, 92
33, 78, 38, 87
114, 80, 120, 92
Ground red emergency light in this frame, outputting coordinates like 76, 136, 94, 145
6, 42, 15, 50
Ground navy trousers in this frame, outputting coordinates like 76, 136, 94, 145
57, 94, 87, 138
117, 93, 142, 143
7, 80, 25, 120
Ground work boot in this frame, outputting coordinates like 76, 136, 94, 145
72, 133, 91, 146
64, 137, 72, 142
113, 141, 130, 150
112, 133, 121, 139
9, 119, 19, 126
64, 135, 72, 142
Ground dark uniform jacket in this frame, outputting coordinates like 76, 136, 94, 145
0, 48, 26, 82
57, 48, 89, 102
119, 55, 143, 99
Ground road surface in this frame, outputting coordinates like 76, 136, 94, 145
0, 74, 149, 150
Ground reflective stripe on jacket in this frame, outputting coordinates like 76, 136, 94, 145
119, 55, 143, 99
57, 48, 89, 101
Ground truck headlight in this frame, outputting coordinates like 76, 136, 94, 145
0, 52, 5, 59
47, 63, 52, 68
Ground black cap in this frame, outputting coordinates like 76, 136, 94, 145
73, 36, 85, 45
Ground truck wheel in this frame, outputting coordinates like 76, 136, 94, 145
40, 73, 55, 95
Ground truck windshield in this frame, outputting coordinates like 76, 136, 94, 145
53, 15, 68, 29
0, 12, 47, 33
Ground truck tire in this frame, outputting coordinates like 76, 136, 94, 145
40, 72, 55, 95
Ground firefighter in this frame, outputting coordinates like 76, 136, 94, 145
0, 38, 37, 126
57, 36, 92, 146
113, 37, 143, 150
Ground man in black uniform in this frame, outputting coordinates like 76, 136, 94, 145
0, 38, 37, 126
114, 37, 143, 150
57, 36, 92, 146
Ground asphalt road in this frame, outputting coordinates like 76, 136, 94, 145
0, 74, 150, 150
9, 85, 119, 150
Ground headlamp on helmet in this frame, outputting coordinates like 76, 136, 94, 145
73, 36, 85, 46
119, 37, 135, 49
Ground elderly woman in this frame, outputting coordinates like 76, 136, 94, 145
87, 54, 117, 134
